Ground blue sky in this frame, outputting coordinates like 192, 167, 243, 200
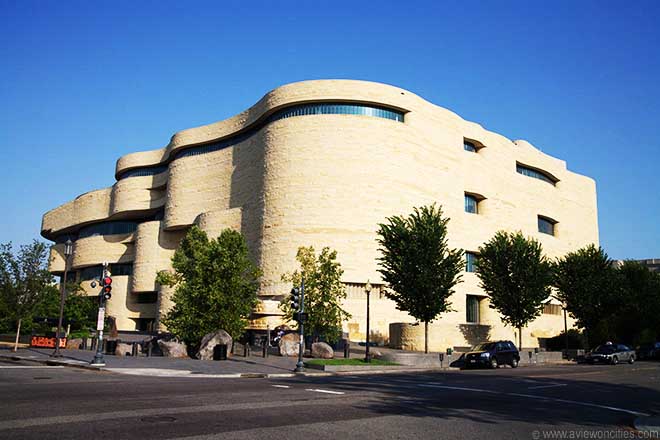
1, 0, 658, 259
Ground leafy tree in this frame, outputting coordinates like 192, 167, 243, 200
615, 260, 660, 345
476, 231, 552, 350
280, 246, 351, 343
37, 282, 97, 335
376, 204, 464, 353
0, 241, 56, 350
156, 226, 260, 347
553, 245, 620, 346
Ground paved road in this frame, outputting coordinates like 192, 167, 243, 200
1, 360, 659, 439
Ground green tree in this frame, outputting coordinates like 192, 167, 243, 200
156, 226, 261, 347
476, 231, 552, 349
376, 204, 464, 353
553, 244, 620, 346
280, 246, 351, 343
37, 282, 97, 336
615, 260, 660, 345
0, 241, 56, 350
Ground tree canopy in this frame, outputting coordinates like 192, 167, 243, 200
0, 241, 57, 332
157, 226, 261, 346
476, 231, 552, 349
280, 246, 351, 343
552, 244, 620, 345
615, 260, 660, 345
376, 204, 464, 353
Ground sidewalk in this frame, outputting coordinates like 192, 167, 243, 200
0, 345, 445, 378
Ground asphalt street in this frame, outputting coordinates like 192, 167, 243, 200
1, 359, 659, 439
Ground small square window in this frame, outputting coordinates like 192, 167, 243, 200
464, 141, 477, 152
465, 194, 478, 214
538, 216, 556, 236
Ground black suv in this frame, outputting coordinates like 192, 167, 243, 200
463, 340, 520, 369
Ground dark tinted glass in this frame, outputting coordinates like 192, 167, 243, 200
174, 102, 404, 160
538, 217, 555, 235
517, 164, 556, 185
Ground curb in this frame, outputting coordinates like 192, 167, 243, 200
1, 353, 568, 379
0, 354, 104, 371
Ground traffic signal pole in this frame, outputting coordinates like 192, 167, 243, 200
91, 263, 112, 366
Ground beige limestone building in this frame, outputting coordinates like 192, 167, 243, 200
41, 79, 599, 350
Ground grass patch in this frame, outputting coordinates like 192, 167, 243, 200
304, 358, 399, 366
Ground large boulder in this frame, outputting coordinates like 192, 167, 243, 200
115, 342, 134, 357
197, 330, 233, 360
157, 340, 189, 358
65, 338, 82, 350
279, 332, 302, 357
311, 342, 334, 359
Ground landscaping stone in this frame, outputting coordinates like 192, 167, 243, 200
279, 332, 301, 357
311, 342, 334, 359
115, 343, 133, 357
197, 330, 233, 360
65, 338, 82, 350
157, 340, 189, 358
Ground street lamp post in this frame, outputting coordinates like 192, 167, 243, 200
53, 239, 73, 357
364, 280, 372, 363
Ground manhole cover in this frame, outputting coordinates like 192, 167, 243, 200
141, 416, 177, 423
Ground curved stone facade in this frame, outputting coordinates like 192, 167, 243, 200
42, 80, 597, 349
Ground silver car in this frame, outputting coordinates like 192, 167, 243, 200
585, 344, 635, 365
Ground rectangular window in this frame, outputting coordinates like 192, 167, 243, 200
135, 292, 158, 304
80, 265, 102, 281
466, 295, 481, 323
110, 263, 133, 276
543, 304, 562, 315
538, 216, 556, 236
465, 252, 477, 272
465, 194, 478, 214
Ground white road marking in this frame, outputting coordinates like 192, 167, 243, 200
418, 384, 497, 394
528, 383, 567, 390
418, 384, 649, 417
506, 393, 648, 416
271, 385, 290, 388
306, 388, 345, 395
0, 366, 64, 369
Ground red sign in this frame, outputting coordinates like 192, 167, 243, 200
30, 336, 66, 348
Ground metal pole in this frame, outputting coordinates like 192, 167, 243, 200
295, 277, 305, 373
563, 307, 569, 353
91, 264, 108, 366
53, 256, 69, 357
365, 289, 371, 362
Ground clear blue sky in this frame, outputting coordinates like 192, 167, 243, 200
1, 0, 658, 259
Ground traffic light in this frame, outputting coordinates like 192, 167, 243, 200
102, 276, 112, 300
290, 287, 300, 311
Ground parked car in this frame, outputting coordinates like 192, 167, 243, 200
636, 342, 660, 360
463, 340, 520, 369
585, 343, 635, 365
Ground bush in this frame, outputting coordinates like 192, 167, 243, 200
544, 329, 587, 351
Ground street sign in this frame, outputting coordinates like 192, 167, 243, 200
97, 307, 105, 331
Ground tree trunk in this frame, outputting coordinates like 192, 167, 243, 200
424, 321, 429, 354
13, 318, 22, 352
518, 326, 522, 351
